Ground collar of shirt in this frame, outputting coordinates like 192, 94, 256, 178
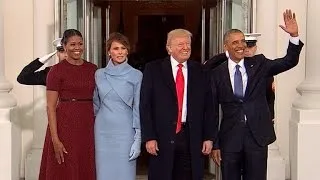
170, 56, 188, 92
225, 51, 230, 58
170, 56, 187, 69
228, 58, 246, 77
170, 56, 188, 82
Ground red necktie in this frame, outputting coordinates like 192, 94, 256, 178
176, 64, 184, 133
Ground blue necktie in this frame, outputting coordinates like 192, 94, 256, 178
234, 65, 243, 98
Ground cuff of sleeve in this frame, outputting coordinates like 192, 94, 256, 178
289, 36, 300, 45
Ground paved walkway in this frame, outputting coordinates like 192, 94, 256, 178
136, 174, 215, 180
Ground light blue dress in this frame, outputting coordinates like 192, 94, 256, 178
93, 60, 142, 180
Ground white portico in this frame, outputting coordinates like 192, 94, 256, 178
1, 0, 320, 180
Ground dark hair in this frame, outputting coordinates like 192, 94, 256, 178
246, 40, 257, 47
223, 29, 243, 44
56, 46, 64, 52
61, 29, 83, 45
106, 32, 130, 54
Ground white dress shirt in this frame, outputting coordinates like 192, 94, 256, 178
228, 59, 247, 96
170, 56, 188, 123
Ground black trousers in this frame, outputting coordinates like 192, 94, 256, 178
221, 122, 268, 180
172, 123, 192, 180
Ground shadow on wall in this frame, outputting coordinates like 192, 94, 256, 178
16, 93, 48, 178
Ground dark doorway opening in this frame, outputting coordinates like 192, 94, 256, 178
129, 15, 185, 72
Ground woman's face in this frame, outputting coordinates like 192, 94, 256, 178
108, 41, 128, 65
64, 35, 84, 60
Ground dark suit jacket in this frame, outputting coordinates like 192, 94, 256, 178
204, 52, 276, 119
210, 41, 304, 152
140, 57, 215, 180
266, 77, 275, 119
17, 58, 50, 86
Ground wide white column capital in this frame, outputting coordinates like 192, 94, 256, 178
293, 81, 320, 109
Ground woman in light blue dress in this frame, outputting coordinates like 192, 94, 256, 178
93, 32, 142, 180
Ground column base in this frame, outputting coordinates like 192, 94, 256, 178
0, 108, 20, 180
267, 142, 286, 180
25, 148, 43, 180
290, 108, 320, 180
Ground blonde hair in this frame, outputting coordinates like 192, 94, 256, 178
166, 29, 192, 47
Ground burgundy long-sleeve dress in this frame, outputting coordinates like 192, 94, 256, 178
39, 60, 97, 180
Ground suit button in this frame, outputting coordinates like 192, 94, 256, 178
170, 140, 175, 144
173, 121, 177, 125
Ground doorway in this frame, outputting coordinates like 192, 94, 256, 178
95, 0, 204, 68
127, 15, 185, 71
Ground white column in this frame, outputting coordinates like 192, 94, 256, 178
256, 0, 286, 180
25, 1, 55, 180
291, 0, 320, 179
0, 1, 19, 180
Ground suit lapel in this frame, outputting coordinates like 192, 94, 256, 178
220, 62, 235, 98
244, 58, 256, 98
161, 57, 177, 99
186, 60, 195, 109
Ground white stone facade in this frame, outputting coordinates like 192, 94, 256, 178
0, 0, 318, 180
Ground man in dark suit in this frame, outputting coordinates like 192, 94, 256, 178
140, 29, 215, 180
210, 10, 303, 180
204, 33, 275, 120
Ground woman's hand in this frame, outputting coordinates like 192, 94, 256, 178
52, 139, 68, 164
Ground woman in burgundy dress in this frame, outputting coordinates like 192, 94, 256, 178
39, 29, 97, 180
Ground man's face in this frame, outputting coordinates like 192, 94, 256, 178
167, 36, 191, 63
244, 45, 257, 57
57, 51, 67, 62
224, 32, 246, 63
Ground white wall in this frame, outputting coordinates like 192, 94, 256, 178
275, 0, 307, 179
3, 0, 34, 178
